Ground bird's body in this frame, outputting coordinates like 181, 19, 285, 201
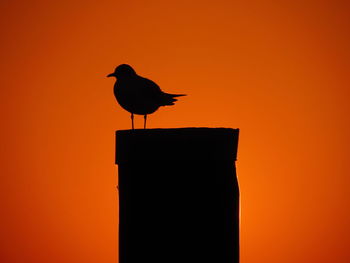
108, 64, 185, 129
115, 76, 174, 115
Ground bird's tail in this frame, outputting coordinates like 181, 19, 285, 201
162, 93, 186, 106
169, 93, 186, 97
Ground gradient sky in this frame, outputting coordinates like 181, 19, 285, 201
1, 0, 350, 262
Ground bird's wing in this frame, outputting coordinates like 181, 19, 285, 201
139, 77, 162, 91
137, 76, 185, 106
137, 77, 163, 100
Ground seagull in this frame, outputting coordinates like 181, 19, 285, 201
107, 64, 185, 129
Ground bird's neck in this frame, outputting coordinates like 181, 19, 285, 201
119, 75, 137, 82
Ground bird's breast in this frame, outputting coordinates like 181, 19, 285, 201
114, 83, 160, 115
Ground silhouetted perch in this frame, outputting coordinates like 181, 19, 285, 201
116, 128, 240, 263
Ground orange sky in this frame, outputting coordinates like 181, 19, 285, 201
1, 0, 350, 262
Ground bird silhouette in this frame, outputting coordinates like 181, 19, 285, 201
107, 64, 185, 129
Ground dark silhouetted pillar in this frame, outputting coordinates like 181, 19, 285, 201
116, 128, 239, 263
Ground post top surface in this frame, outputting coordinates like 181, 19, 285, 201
117, 127, 238, 135
116, 127, 239, 163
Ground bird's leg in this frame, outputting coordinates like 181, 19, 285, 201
144, 115, 147, 129
131, 113, 134, 130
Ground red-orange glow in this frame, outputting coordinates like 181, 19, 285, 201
1, 1, 350, 262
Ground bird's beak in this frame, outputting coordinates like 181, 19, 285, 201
107, 73, 115, 77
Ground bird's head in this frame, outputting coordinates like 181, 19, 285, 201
107, 64, 136, 78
